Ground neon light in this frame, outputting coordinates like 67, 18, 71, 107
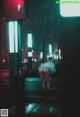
59, 49, 61, 59
25, 103, 36, 113
27, 33, 32, 48
18, 4, 21, 12
14, 21, 18, 53
8, 21, 18, 53
49, 44, 52, 55
8, 22, 14, 53
40, 52, 43, 59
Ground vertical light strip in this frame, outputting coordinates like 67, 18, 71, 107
40, 52, 43, 59
14, 21, 18, 53
59, 49, 61, 59
49, 44, 52, 55
8, 22, 14, 53
28, 33, 32, 48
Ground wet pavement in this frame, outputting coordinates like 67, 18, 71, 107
0, 69, 62, 116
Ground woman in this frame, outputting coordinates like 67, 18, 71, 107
38, 61, 56, 92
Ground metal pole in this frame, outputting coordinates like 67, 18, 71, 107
15, 20, 25, 116
42, 35, 45, 63
42, 29, 49, 63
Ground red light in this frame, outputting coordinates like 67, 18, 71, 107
3, 59, 6, 63
3, 0, 25, 20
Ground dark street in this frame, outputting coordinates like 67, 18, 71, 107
0, 0, 80, 117
0, 68, 62, 117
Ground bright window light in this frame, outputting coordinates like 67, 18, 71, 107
27, 33, 32, 48
28, 52, 32, 57
59, 0, 80, 17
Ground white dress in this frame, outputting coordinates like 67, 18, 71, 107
38, 61, 56, 74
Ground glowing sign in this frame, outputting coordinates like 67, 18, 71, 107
49, 44, 52, 55
58, 0, 80, 17
8, 21, 18, 53
40, 52, 43, 59
27, 33, 32, 48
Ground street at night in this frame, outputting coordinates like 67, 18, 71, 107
0, 0, 80, 117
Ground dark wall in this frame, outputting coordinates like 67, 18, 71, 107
0, 0, 3, 15
59, 17, 80, 116
60, 18, 80, 86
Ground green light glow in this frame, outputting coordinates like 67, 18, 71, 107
8, 21, 18, 53
25, 77, 41, 82
18, 4, 21, 12
56, 55, 59, 60
33, 104, 41, 112
59, 49, 61, 59
8, 22, 14, 53
14, 21, 18, 53
25, 103, 36, 113
27, 33, 32, 48
60, 0, 80, 17
40, 52, 43, 59
49, 44, 52, 55
25, 104, 33, 112
49, 106, 55, 112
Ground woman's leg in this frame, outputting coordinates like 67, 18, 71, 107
39, 70, 46, 91
42, 78, 46, 91
46, 76, 51, 91
44, 68, 51, 91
